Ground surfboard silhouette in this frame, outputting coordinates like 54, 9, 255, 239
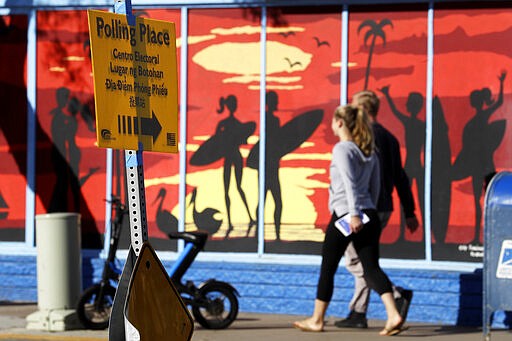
190, 121, 256, 166
431, 96, 452, 244
452, 120, 506, 181
246, 109, 323, 169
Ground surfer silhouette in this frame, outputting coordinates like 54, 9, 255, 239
215, 95, 256, 237
379, 86, 426, 226
252, 91, 283, 240
247, 91, 324, 241
189, 95, 256, 238
452, 71, 506, 243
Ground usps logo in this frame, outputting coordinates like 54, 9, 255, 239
496, 240, 512, 279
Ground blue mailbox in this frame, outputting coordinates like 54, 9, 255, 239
483, 171, 512, 340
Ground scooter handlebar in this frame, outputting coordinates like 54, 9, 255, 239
168, 231, 209, 246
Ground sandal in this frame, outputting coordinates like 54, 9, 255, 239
379, 322, 408, 336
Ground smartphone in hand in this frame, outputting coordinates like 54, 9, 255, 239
334, 212, 370, 236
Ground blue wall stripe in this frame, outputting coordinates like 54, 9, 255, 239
2, 252, 504, 328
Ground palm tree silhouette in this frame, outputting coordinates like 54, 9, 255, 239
358, 18, 393, 90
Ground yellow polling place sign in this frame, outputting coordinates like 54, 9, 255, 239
87, 10, 178, 153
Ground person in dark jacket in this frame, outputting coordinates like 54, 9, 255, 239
294, 104, 405, 336
335, 90, 419, 329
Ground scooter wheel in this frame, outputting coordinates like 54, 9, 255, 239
192, 282, 239, 329
76, 283, 116, 330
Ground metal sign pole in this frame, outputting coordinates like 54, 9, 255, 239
112, 0, 148, 256
108, 3, 149, 340
125, 147, 148, 256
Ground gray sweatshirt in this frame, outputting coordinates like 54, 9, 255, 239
329, 141, 380, 217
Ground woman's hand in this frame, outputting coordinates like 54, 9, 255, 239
350, 215, 363, 234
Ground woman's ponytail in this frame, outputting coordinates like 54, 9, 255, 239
217, 95, 237, 114
353, 107, 374, 156
336, 104, 374, 156
217, 97, 226, 114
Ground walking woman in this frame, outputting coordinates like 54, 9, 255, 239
293, 104, 404, 336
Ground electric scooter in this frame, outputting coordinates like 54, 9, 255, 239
167, 230, 239, 330
76, 196, 239, 330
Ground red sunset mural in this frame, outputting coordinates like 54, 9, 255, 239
1, 3, 511, 262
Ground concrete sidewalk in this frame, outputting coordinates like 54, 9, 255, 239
0, 303, 511, 341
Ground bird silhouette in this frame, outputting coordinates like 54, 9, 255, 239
189, 188, 223, 236
153, 187, 178, 235
313, 36, 330, 47
284, 57, 302, 68
279, 31, 295, 38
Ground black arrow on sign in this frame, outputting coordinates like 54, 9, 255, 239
140, 111, 162, 143
118, 111, 162, 143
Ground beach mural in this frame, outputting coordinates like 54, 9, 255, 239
1, 5, 512, 262
347, 4, 512, 261
184, 8, 340, 253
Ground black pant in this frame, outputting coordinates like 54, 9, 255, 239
316, 209, 392, 302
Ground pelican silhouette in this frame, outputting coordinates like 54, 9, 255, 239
153, 187, 178, 235
189, 188, 223, 236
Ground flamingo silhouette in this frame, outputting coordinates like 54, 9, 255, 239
189, 188, 223, 237
153, 187, 178, 235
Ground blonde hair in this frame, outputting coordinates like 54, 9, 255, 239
353, 90, 380, 118
334, 104, 374, 156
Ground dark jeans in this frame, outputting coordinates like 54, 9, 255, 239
316, 209, 393, 302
